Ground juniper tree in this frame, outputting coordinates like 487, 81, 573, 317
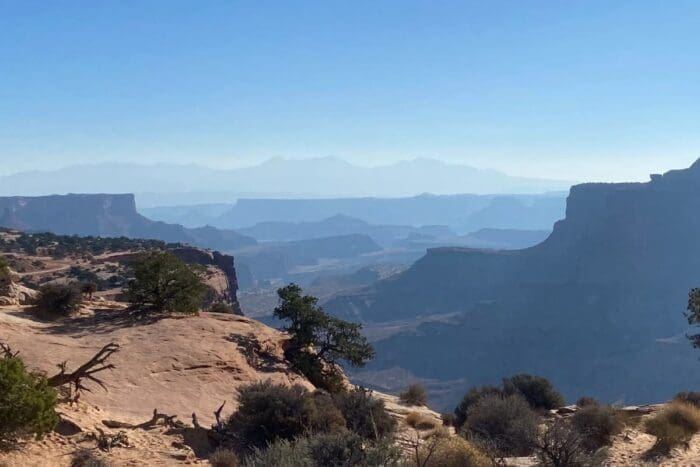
274, 284, 374, 391
126, 251, 207, 314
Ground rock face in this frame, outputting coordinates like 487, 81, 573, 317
0, 281, 37, 306
327, 160, 700, 406
0, 194, 253, 313
0, 194, 256, 251
171, 247, 242, 315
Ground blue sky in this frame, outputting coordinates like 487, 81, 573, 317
1, 0, 699, 181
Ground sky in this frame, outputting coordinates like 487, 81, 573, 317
1, 0, 699, 181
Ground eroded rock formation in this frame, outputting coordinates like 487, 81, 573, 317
171, 247, 242, 315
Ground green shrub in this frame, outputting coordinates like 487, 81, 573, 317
463, 394, 539, 457
227, 381, 343, 449
399, 383, 428, 406
645, 402, 700, 450
502, 374, 564, 411
673, 391, 700, 409
0, 353, 58, 442
0, 256, 11, 286
333, 387, 396, 441
209, 447, 240, 467
243, 438, 312, 467
209, 301, 234, 313
34, 283, 83, 318
571, 404, 623, 451
126, 251, 206, 314
454, 385, 503, 429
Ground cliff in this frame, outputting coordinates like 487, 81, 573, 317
171, 246, 242, 315
327, 160, 700, 406
0, 194, 256, 251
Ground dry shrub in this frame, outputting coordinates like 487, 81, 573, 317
441, 413, 456, 427
70, 449, 114, 467
34, 283, 83, 319
419, 429, 490, 467
571, 404, 624, 451
673, 391, 700, 409
463, 394, 539, 457
209, 301, 234, 314
209, 448, 240, 467
332, 387, 396, 441
243, 438, 312, 467
536, 419, 589, 467
406, 411, 440, 431
645, 402, 700, 451
575, 396, 599, 407
307, 430, 366, 466
400, 384, 428, 406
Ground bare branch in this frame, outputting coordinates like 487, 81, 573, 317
214, 401, 226, 428
47, 343, 120, 396
103, 408, 185, 430
192, 412, 201, 429
0, 342, 19, 358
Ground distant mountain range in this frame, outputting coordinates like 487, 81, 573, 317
326, 161, 700, 407
142, 193, 567, 234
0, 157, 572, 200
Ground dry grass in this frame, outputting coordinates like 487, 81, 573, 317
645, 402, 700, 452
405, 411, 440, 431
571, 405, 624, 451
418, 430, 490, 467
674, 391, 700, 409
208, 447, 240, 467
399, 384, 428, 406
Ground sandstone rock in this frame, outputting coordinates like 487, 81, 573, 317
0, 281, 37, 305
171, 246, 242, 314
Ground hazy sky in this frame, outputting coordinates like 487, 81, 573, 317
1, 1, 699, 181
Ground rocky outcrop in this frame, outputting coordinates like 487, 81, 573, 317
0, 194, 254, 313
0, 267, 36, 306
171, 247, 242, 315
0, 281, 37, 306
0, 283, 37, 306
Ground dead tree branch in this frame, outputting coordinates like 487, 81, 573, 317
102, 408, 185, 430
0, 341, 19, 358
47, 343, 119, 395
